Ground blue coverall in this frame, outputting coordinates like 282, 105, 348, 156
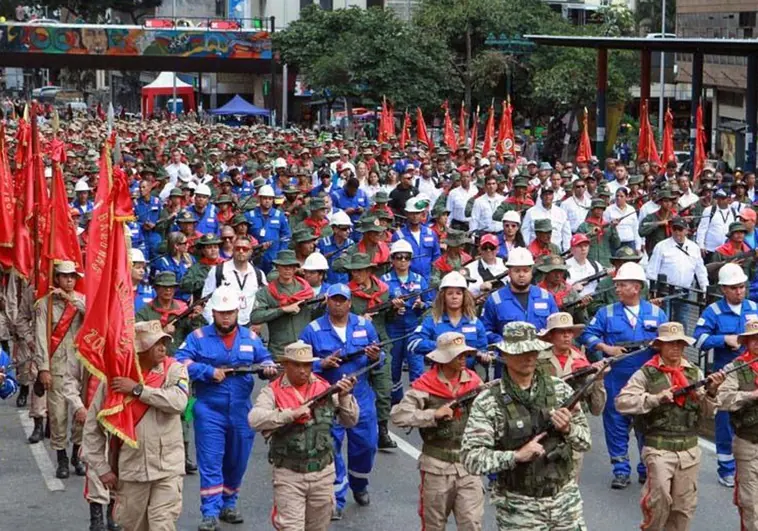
408, 313, 488, 372
299, 313, 382, 510
153, 255, 194, 302
380, 270, 434, 402
481, 285, 558, 378
188, 204, 220, 236
330, 188, 369, 227
175, 325, 274, 518
134, 195, 163, 261
391, 225, 441, 279
0, 349, 18, 399
133, 283, 156, 313
694, 298, 758, 479
245, 207, 291, 273
580, 301, 668, 480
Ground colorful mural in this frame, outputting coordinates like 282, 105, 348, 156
0, 24, 272, 60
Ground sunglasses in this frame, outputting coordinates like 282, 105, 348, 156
481, 245, 497, 251
393, 254, 412, 261
234, 246, 252, 252
504, 223, 520, 229
221, 236, 235, 241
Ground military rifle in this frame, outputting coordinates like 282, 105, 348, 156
164, 292, 214, 327
573, 268, 612, 287
223, 363, 283, 377
562, 346, 650, 384
445, 379, 501, 409
706, 249, 758, 275
671, 357, 756, 398
650, 290, 689, 306
324, 332, 416, 367
323, 243, 355, 260
561, 285, 616, 310
366, 286, 436, 313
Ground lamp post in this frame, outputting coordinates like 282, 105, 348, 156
658, 0, 666, 135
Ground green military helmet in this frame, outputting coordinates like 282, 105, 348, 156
728, 221, 748, 237
292, 227, 318, 244
612, 246, 642, 262
534, 218, 553, 233
153, 271, 179, 287
356, 216, 385, 233
590, 198, 606, 210
496, 322, 553, 356
536, 254, 568, 274
344, 252, 373, 270
197, 233, 222, 246
272, 249, 301, 266
443, 229, 468, 248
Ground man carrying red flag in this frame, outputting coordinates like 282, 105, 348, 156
34, 261, 86, 479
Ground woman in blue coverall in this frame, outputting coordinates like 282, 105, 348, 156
153, 232, 195, 301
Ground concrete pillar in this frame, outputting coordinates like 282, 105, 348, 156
690, 52, 703, 160
746, 54, 757, 172
711, 87, 718, 151
596, 48, 608, 161
253, 76, 265, 108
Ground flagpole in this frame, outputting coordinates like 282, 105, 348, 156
46, 110, 60, 355
30, 101, 40, 290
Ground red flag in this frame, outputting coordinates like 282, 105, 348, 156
442, 101, 457, 150
482, 103, 495, 155
661, 107, 676, 166
76, 142, 141, 447
378, 97, 389, 143
386, 104, 395, 140
36, 138, 84, 300
97, 102, 105, 121
575, 108, 593, 164
694, 102, 707, 181
399, 110, 411, 150
0, 123, 14, 269
637, 99, 662, 166
416, 108, 434, 152
458, 101, 467, 149
469, 106, 479, 151
496, 101, 515, 158
12, 121, 34, 279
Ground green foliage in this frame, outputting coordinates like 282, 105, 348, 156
274, 6, 456, 112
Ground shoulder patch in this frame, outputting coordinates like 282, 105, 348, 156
357, 316, 367, 326
539, 288, 550, 299
650, 304, 660, 317
749, 301, 757, 311
193, 329, 204, 339
712, 304, 722, 316
492, 291, 502, 304
309, 321, 321, 332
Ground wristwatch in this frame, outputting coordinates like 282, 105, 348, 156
132, 384, 144, 397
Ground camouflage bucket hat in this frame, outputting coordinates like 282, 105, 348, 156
344, 252, 374, 271
534, 218, 553, 233
214, 194, 233, 205
231, 213, 250, 226
728, 221, 748, 236
357, 217, 385, 233
443, 229, 468, 248
153, 271, 179, 287
590, 198, 606, 210
430, 203, 450, 219
197, 234, 222, 246
177, 210, 198, 223
373, 191, 390, 204
495, 322, 553, 356
292, 227, 318, 243
309, 197, 326, 211
168, 187, 184, 199
272, 250, 301, 266
536, 254, 568, 274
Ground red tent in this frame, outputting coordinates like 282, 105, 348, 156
141, 72, 196, 116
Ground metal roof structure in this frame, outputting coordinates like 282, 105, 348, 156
524, 35, 758, 55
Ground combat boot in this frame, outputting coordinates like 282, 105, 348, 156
56, 449, 70, 479
377, 421, 397, 450
71, 444, 86, 476
89, 503, 106, 531
106, 500, 122, 531
44, 417, 51, 439
184, 442, 197, 474
16, 384, 28, 407
28, 417, 44, 444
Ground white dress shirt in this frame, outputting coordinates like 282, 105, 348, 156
566, 257, 604, 296
696, 206, 737, 252
465, 257, 508, 297
521, 203, 571, 252
470, 193, 505, 233
607, 178, 629, 195
164, 162, 191, 186
678, 190, 699, 210
637, 200, 660, 229
416, 176, 442, 206
560, 195, 591, 232
446, 185, 479, 224
201, 261, 267, 325
603, 203, 641, 250
646, 236, 708, 289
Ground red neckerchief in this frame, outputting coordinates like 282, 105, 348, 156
655, 211, 673, 238
433, 251, 473, 273
270, 374, 332, 424
553, 347, 591, 374
348, 276, 389, 307
735, 353, 758, 386
149, 300, 188, 327
715, 240, 750, 257
130, 358, 175, 426
527, 240, 553, 259
357, 240, 390, 265
200, 256, 225, 266
411, 366, 482, 418
505, 196, 534, 207
303, 217, 329, 238
431, 223, 446, 241
644, 354, 693, 407
267, 277, 314, 306
217, 209, 234, 225
537, 280, 572, 308
585, 216, 606, 239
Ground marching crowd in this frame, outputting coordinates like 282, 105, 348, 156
2, 114, 758, 531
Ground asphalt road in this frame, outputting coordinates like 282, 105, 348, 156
0, 394, 740, 531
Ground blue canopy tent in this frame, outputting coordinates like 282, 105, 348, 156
209, 95, 271, 121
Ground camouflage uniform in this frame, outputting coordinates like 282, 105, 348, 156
460, 322, 591, 531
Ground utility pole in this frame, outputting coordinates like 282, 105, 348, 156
172, 0, 177, 114
658, 0, 666, 135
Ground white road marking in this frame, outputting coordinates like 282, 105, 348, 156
389, 431, 421, 460
18, 411, 65, 492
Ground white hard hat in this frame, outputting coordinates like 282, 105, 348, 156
330, 210, 353, 227
177, 167, 192, 182
210, 286, 240, 312
258, 185, 275, 197
274, 157, 287, 169
390, 239, 414, 256
130, 248, 146, 263
74, 179, 90, 192
440, 271, 468, 289
614, 262, 646, 283
195, 183, 211, 196
186, 181, 197, 190
719, 263, 749, 286
404, 197, 427, 213
505, 247, 534, 267
303, 252, 329, 271
502, 211, 521, 226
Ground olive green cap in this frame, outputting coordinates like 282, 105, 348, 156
344, 252, 373, 270
534, 219, 553, 232
153, 271, 179, 287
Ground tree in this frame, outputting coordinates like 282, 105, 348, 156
274, 6, 456, 120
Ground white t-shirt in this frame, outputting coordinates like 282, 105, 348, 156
728, 303, 742, 316
333, 325, 347, 343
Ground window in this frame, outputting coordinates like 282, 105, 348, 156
739, 12, 756, 27
366, 0, 384, 7
320, 0, 333, 9
300, 0, 313, 11
745, 28, 754, 39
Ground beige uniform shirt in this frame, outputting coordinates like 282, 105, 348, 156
718, 366, 758, 413
390, 369, 474, 476
11, 280, 37, 367
81, 361, 189, 482
34, 292, 85, 375
615, 358, 719, 418
539, 348, 607, 416
248, 373, 360, 433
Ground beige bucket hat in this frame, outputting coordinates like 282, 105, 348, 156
427, 332, 476, 364
538, 312, 585, 339
652, 322, 695, 347
134, 321, 172, 353
281, 341, 319, 363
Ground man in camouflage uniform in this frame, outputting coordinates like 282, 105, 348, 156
460, 321, 591, 530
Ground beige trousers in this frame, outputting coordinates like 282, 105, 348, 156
29, 388, 47, 418
734, 436, 758, 531
640, 446, 701, 531
114, 475, 183, 531
418, 470, 484, 531
271, 464, 335, 531
49, 374, 81, 450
